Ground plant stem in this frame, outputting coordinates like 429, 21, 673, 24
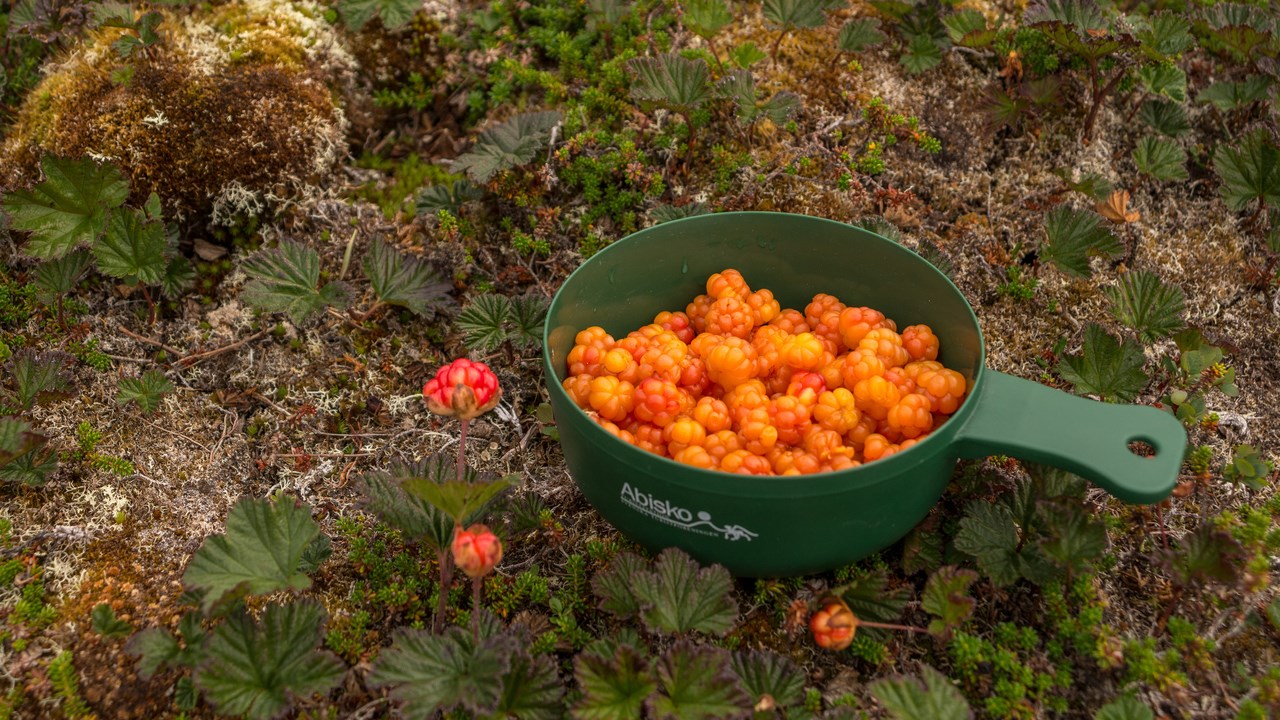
771, 30, 787, 61
858, 620, 927, 633
433, 545, 454, 634
456, 418, 470, 483
1081, 65, 1127, 145
140, 284, 156, 325
472, 576, 483, 640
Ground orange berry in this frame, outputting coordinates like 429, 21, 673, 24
837, 306, 888, 349
664, 415, 707, 455
853, 376, 901, 421
882, 366, 916, 396
846, 413, 878, 448
858, 328, 910, 369
704, 430, 742, 463
737, 406, 779, 455
692, 396, 733, 433
704, 336, 759, 390
813, 388, 861, 435
563, 373, 595, 408
628, 421, 667, 456
805, 293, 846, 329
822, 455, 860, 472
802, 426, 855, 462
915, 367, 968, 415
785, 371, 826, 405
673, 445, 716, 469
903, 360, 944, 382
862, 433, 899, 461
887, 393, 933, 439
841, 349, 886, 386
595, 417, 636, 446
588, 375, 635, 422
769, 308, 810, 334
781, 332, 828, 371
745, 289, 781, 326
767, 394, 811, 446
720, 449, 773, 475
686, 294, 714, 333
704, 296, 755, 339
574, 326, 614, 348
654, 310, 696, 344
603, 347, 636, 376
567, 341, 610, 377
633, 378, 692, 427
706, 269, 751, 300
901, 324, 940, 361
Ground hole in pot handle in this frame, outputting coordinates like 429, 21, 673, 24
955, 371, 1188, 504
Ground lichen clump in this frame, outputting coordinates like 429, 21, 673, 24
0, 0, 357, 222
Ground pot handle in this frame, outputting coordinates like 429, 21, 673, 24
954, 370, 1187, 504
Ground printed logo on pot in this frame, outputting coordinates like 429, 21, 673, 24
619, 483, 758, 541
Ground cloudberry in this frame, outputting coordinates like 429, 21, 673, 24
841, 349, 886, 386
633, 378, 691, 427
704, 296, 755, 338
768, 395, 812, 446
704, 336, 759, 390
654, 310, 696, 344
673, 445, 716, 469
664, 415, 707, 455
707, 269, 751, 300
769, 308, 810, 334
751, 325, 790, 376
628, 421, 668, 456
858, 328, 910, 369
901, 324, 940, 361
802, 426, 855, 462
805, 293, 846, 329
568, 341, 610, 377
738, 406, 780, 455
563, 373, 594, 408
588, 376, 635, 422
786, 371, 826, 405
847, 413, 878, 448
813, 388, 861, 435
903, 360, 943, 382
704, 430, 742, 462
862, 433, 900, 461
689, 331, 723, 357
595, 418, 636, 446
574, 326, 614, 348
782, 332, 828, 371
915, 367, 967, 414
745, 288, 780, 326
882, 366, 916, 396
837, 306, 888, 349
818, 354, 847, 390
822, 455, 860, 472
853, 376, 901, 421
676, 356, 711, 396
692, 396, 733, 432
887, 393, 933, 439
686, 294, 714, 333
720, 449, 773, 475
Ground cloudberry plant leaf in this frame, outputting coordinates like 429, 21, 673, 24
592, 552, 648, 619
1136, 63, 1187, 103
628, 53, 713, 114
683, 0, 732, 40
1193, 3, 1274, 62
509, 295, 549, 348
33, 249, 91, 302
1036, 499, 1109, 575
650, 202, 711, 225
980, 87, 1030, 133
1056, 324, 1148, 402
1106, 270, 1185, 341
4, 349, 73, 412
838, 17, 888, 53
900, 34, 944, 74
954, 500, 1021, 586
116, 370, 174, 414
1040, 205, 1124, 277
161, 255, 196, 299
94, 206, 167, 285
717, 70, 800, 125
128, 627, 181, 679
631, 548, 738, 636
573, 642, 655, 720
762, 0, 839, 31
1222, 444, 1271, 491
730, 650, 804, 712
1213, 128, 1280, 213
1133, 136, 1188, 182
869, 665, 972, 720
1266, 598, 1280, 633
0, 417, 46, 466
402, 474, 515, 526
241, 240, 350, 326
1138, 99, 1190, 137
915, 238, 955, 279
835, 568, 910, 640
1094, 693, 1154, 720
416, 179, 483, 216
494, 651, 564, 719
1051, 169, 1114, 201
363, 237, 451, 317
0, 445, 57, 486
360, 458, 457, 551
10, 0, 89, 42
194, 601, 344, 720
453, 111, 562, 184
647, 641, 752, 719
729, 42, 767, 68
943, 10, 995, 48
183, 496, 321, 613
1136, 13, 1194, 59
458, 294, 512, 353
901, 515, 945, 574
2, 155, 129, 260
1197, 75, 1273, 112
921, 566, 978, 638
338, 0, 418, 30
368, 626, 517, 717
1160, 524, 1245, 587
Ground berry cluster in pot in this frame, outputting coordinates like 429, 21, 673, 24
562, 269, 969, 475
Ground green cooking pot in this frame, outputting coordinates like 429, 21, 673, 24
542, 212, 1187, 577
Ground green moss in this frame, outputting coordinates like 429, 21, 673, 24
351, 153, 458, 219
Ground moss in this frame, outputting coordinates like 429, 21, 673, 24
0, 0, 355, 222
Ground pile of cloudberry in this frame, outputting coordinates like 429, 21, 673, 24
562, 269, 969, 475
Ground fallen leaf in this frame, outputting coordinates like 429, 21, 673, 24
1097, 189, 1140, 224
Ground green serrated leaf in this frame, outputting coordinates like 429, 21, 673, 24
458, 294, 513, 353
33, 249, 92, 301
127, 627, 181, 679
944, 10, 995, 48
1052, 170, 1114, 201
1056, 324, 1149, 402
369, 626, 517, 717
647, 641, 752, 719
3, 155, 129, 259
684, 0, 732, 39
1213, 128, 1280, 213
731, 650, 804, 711
5, 349, 74, 411
1194, 4, 1274, 61
0, 444, 57, 486
416, 179, 483, 216
454, 111, 562, 184
835, 568, 909, 637
763, 0, 838, 31
338, 0, 418, 30
901, 517, 945, 574
729, 42, 767, 69
1036, 499, 1109, 574
1040, 205, 1124, 277
1137, 13, 1193, 59
241, 240, 349, 326
592, 552, 648, 620
1095, 694, 1154, 720
650, 203, 711, 225
93, 207, 167, 285
364, 238, 451, 317
1160, 524, 1245, 587
921, 566, 978, 637
509, 295, 548, 348
116, 370, 174, 414
359, 458, 456, 550
402, 475, 514, 526
91, 602, 133, 638
1133, 136, 1188, 182
901, 34, 944, 74
1136, 63, 1186, 102
0, 417, 46, 465
1138, 99, 1190, 137
572, 643, 655, 720
490, 651, 564, 720
868, 665, 972, 720
629, 53, 713, 114
194, 601, 344, 720
954, 501, 1021, 586
161, 255, 196, 298
1106, 270, 1186, 341
838, 17, 887, 53
632, 548, 737, 636
183, 496, 321, 612
1197, 75, 1273, 112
